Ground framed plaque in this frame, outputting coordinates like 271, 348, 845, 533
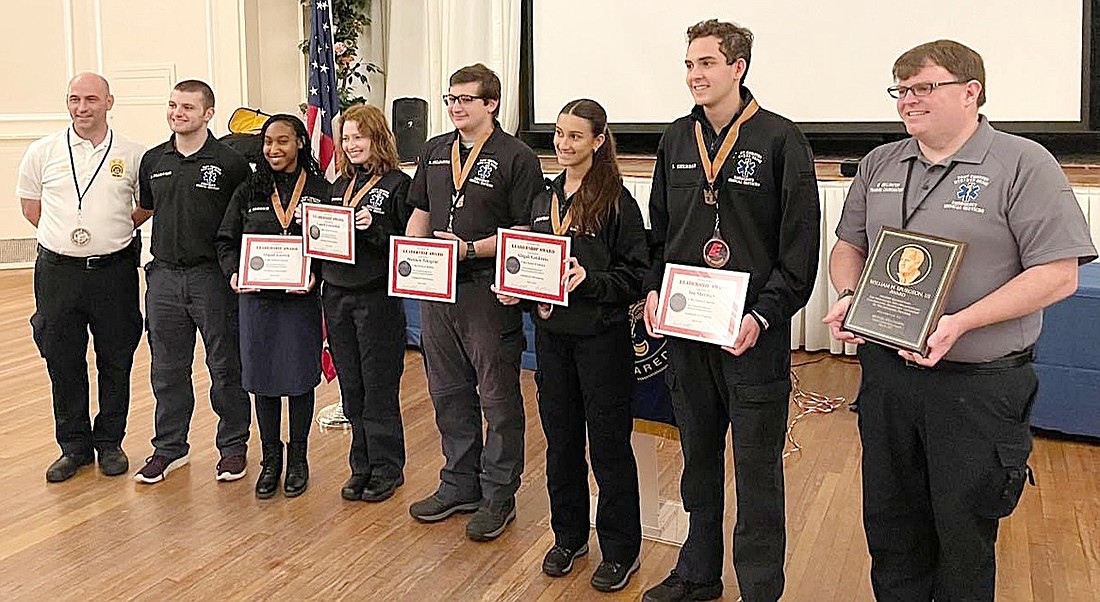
494, 228, 571, 305
387, 236, 459, 303
302, 203, 355, 264
653, 263, 750, 347
238, 234, 311, 290
842, 226, 967, 355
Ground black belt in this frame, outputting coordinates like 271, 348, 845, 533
907, 347, 1033, 374
38, 241, 135, 270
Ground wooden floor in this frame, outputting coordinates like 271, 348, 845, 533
0, 268, 1097, 601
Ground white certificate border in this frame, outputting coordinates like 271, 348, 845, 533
653, 263, 749, 347
238, 234, 311, 290
494, 227, 571, 306
387, 236, 459, 303
302, 203, 356, 264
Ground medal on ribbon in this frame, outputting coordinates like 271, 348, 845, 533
692, 99, 759, 267
271, 170, 307, 235
447, 129, 492, 231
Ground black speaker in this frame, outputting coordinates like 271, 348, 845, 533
393, 97, 428, 163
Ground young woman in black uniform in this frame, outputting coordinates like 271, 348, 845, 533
319, 104, 411, 503
494, 99, 648, 592
216, 114, 327, 499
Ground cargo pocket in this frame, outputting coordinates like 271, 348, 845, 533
975, 441, 1033, 519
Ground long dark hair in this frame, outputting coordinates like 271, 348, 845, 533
252, 113, 322, 201
559, 99, 621, 234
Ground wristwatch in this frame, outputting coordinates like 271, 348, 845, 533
838, 288, 855, 299
466, 241, 476, 260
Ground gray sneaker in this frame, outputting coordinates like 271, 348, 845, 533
409, 492, 480, 522
465, 497, 516, 542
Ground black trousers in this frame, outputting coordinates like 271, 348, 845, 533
666, 324, 791, 602
145, 261, 251, 459
30, 243, 142, 458
534, 323, 641, 563
857, 343, 1038, 602
322, 285, 407, 479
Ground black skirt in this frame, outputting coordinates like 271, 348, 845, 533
239, 292, 323, 397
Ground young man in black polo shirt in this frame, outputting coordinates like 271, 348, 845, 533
133, 80, 253, 484
641, 21, 820, 602
405, 63, 543, 541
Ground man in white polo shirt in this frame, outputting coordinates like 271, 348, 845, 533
17, 72, 148, 483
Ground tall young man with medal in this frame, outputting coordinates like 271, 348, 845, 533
17, 72, 147, 483
405, 64, 543, 541
641, 21, 821, 602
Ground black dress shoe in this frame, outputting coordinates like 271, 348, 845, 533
46, 455, 93, 483
362, 474, 404, 502
97, 446, 129, 476
341, 474, 370, 500
642, 570, 722, 602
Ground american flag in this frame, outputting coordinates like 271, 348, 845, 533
306, 0, 340, 181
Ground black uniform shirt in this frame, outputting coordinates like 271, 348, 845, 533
407, 123, 543, 278
139, 132, 251, 266
530, 174, 649, 336
647, 87, 821, 328
215, 168, 330, 281
319, 167, 411, 290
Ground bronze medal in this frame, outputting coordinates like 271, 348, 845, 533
271, 170, 307, 235
703, 237, 730, 268
703, 187, 717, 205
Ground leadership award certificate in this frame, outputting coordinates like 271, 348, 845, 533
238, 234, 311, 290
494, 228, 571, 305
653, 263, 750, 347
388, 236, 459, 303
302, 203, 355, 264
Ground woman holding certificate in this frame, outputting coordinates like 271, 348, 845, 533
494, 99, 648, 592
317, 104, 411, 503
216, 114, 327, 499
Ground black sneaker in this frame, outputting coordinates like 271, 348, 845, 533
215, 454, 247, 482
408, 492, 480, 522
96, 446, 129, 477
362, 474, 404, 502
591, 557, 640, 592
465, 497, 516, 542
46, 455, 93, 483
641, 570, 722, 602
542, 543, 589, 577
133, 454, 190, 484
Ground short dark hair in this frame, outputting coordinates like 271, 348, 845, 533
686, 19, 754, 81
449, 63, 501, 117
173, 79, 215, 109
893, 40, 986, 107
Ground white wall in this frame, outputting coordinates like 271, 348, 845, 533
0, 0, 305, 244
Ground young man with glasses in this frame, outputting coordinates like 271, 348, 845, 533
641, 20, 820, 602
405, 63, 543, 541
824, 39, 1096, 600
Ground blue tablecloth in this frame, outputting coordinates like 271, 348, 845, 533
1032, 263, 1100, 437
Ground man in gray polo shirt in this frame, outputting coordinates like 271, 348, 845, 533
824, 40, 1095, 600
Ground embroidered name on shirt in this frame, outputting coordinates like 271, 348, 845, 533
533, 216, 550, 224
427, 159, 450, 166
868, 181, 903, 193
150, 171, 173, 179
943, 174, 990, 214
672, 163, 698, 170
248, 206, 271, 213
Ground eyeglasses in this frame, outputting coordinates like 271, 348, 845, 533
886, 80, 968, 99
442, 94, 485, 106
